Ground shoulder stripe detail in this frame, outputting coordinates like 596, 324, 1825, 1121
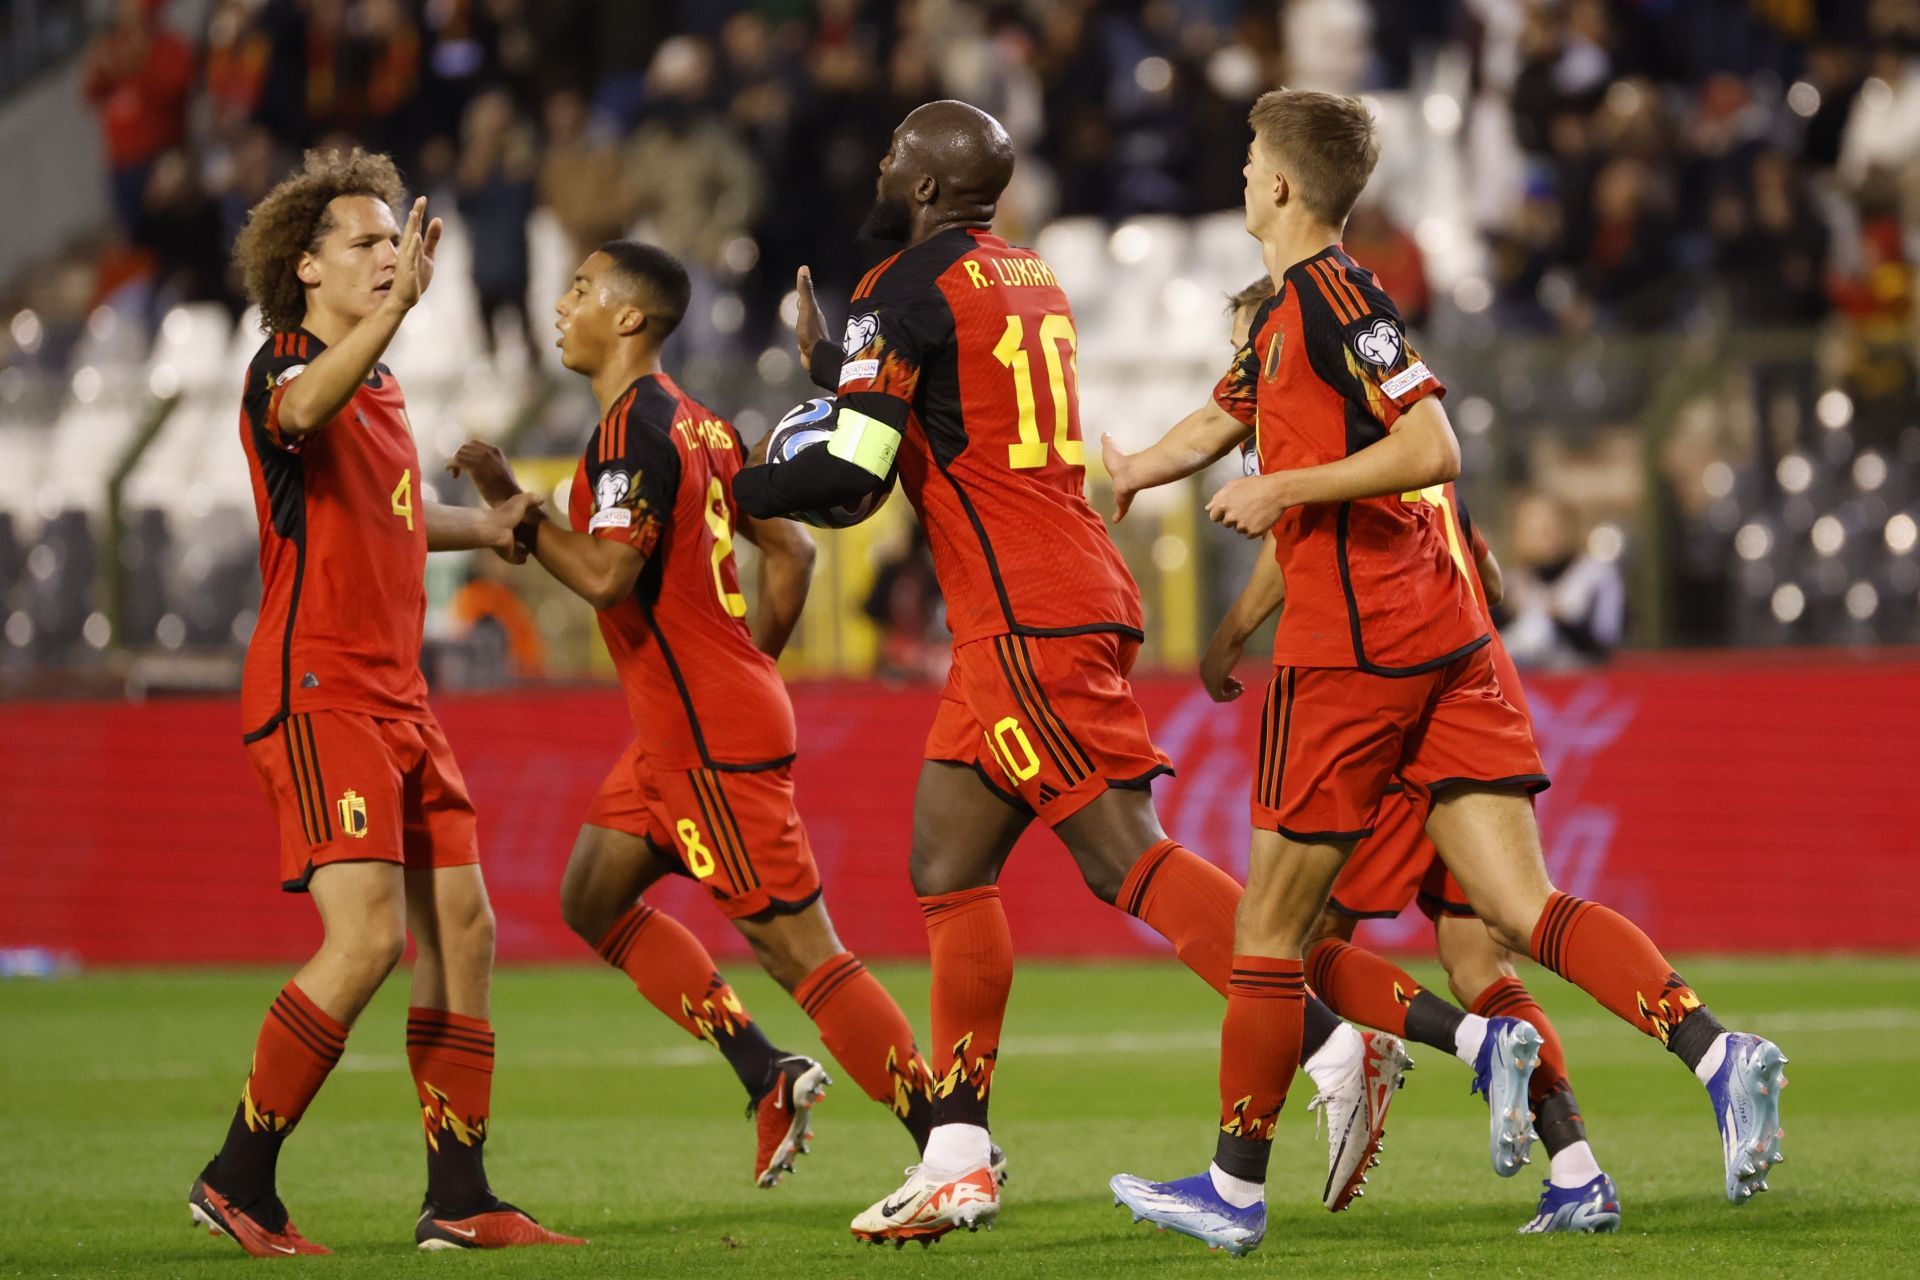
1307, 261, 1358, 324
1327, 260, 1370, 318
600, 388, 636, 463
853, 250, 907, 302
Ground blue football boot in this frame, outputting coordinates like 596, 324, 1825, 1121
1110, 1170, 1265, 1257
1471, 1016, 1544, 1177
1518, 1173, 1622, 1233
1704, 1032, 1788, 1203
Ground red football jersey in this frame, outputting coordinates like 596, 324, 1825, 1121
240, 329, 430, 739
833, 228, 1142, 645
1448, 485, 1533, 722
1213, 247, 1485, 673
568, 373, 796, 770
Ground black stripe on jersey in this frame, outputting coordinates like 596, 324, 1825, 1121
1256, 668, 1296, 812
701, 771, 760, 891
689, 771, 755, 893
295, 714, 332, 840
997, 636, 1094, 783
282, 728, 319, 844
991, 637, 1083, 784
288, 714, 328, 843
242, 414, 307, 743
639, 610, 795, 774
1333, 504, 1491, 676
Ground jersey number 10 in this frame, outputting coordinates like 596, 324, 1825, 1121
993, 314, 1082, 471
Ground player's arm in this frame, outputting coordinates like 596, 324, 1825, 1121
521, 517, 647, 611
735, 278, 933, 520
1200, 533, 1285, 702
738, 514, 815, 659
1208, 288, 1457, 537
277, 198, 441, 438
449, 439, 655, 610
1102, 400, 1251, 522
1208, 397, 1460, 535
422, 494, 541, 556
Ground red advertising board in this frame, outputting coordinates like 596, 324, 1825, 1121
2, 652, 1916, 966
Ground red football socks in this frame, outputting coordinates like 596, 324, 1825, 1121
406, 1008, 495, 1213
1213, 957, 1305, 1182
919, 886, 1014, 1129
795, 952, 935, 1149
1530, 892, 1706, 1045
1116, 839, 1238, 996
211, 982, 347, 1196
1470, 975, 1570, 1099
1304, 936, 1422, 1037
594, 900, 781, 1095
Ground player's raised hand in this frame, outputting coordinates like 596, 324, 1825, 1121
794, 265, 829, 360
1206, 473, 1287, 538
448, 439, 522, 507
1102, 434, 1137, 522
390, 197, 443, 310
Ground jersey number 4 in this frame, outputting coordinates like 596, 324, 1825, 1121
993, 314, 1083, 470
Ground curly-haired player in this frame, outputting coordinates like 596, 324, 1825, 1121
187, 148, 580, 1257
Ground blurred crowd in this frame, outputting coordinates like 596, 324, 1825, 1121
56, 1, 1918, 352
1, 0, 1915, 676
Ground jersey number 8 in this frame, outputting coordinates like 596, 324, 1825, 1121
703, 477, 748, 618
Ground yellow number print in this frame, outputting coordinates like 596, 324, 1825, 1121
675, 818, 717, 879
703, 476, 748, 618
390, 468, 414, 530
993, 313, 1083, 470
988, 715, 1042, 782
1400, 484, 1469, 578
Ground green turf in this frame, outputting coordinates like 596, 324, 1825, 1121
2, 957, 1913, 1277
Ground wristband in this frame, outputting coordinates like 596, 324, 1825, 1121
808, 338, 845, 391
512, 506, 549, 556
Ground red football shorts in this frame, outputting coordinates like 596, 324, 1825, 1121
584, 740, 822, 920
1251, 643, 1547, 841
244, 709, 479, 892
1327, 785, 1474, 921
925, 631, 1172, 826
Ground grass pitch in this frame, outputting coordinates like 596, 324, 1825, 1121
2, 957, 1914, 1277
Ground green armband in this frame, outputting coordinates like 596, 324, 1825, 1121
826, 406, 902, 480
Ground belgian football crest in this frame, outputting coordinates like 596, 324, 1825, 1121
337, 789, 369, 838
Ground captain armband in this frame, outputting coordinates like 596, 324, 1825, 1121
825, 406, 903, 480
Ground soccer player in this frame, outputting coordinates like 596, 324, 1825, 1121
191, 148, 581, 1256
1203, 277, 1620, 1234
1103, 90, 1786, 1256
730, 101, 1405, 1245
449, 240, 952, 1190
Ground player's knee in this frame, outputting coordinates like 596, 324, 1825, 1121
749, 936, 809, 994
1471, 913, 1528, 957
332, 920, 407, 988
908, 841, 989, 898
557, 874, 622, 945
1444, 955, 1509, 1007
1075, 849, 1130, 905
1233, 893, 1306, 958
450, 900, 497, 968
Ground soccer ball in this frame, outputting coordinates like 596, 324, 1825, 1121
763, 397, 894, 529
